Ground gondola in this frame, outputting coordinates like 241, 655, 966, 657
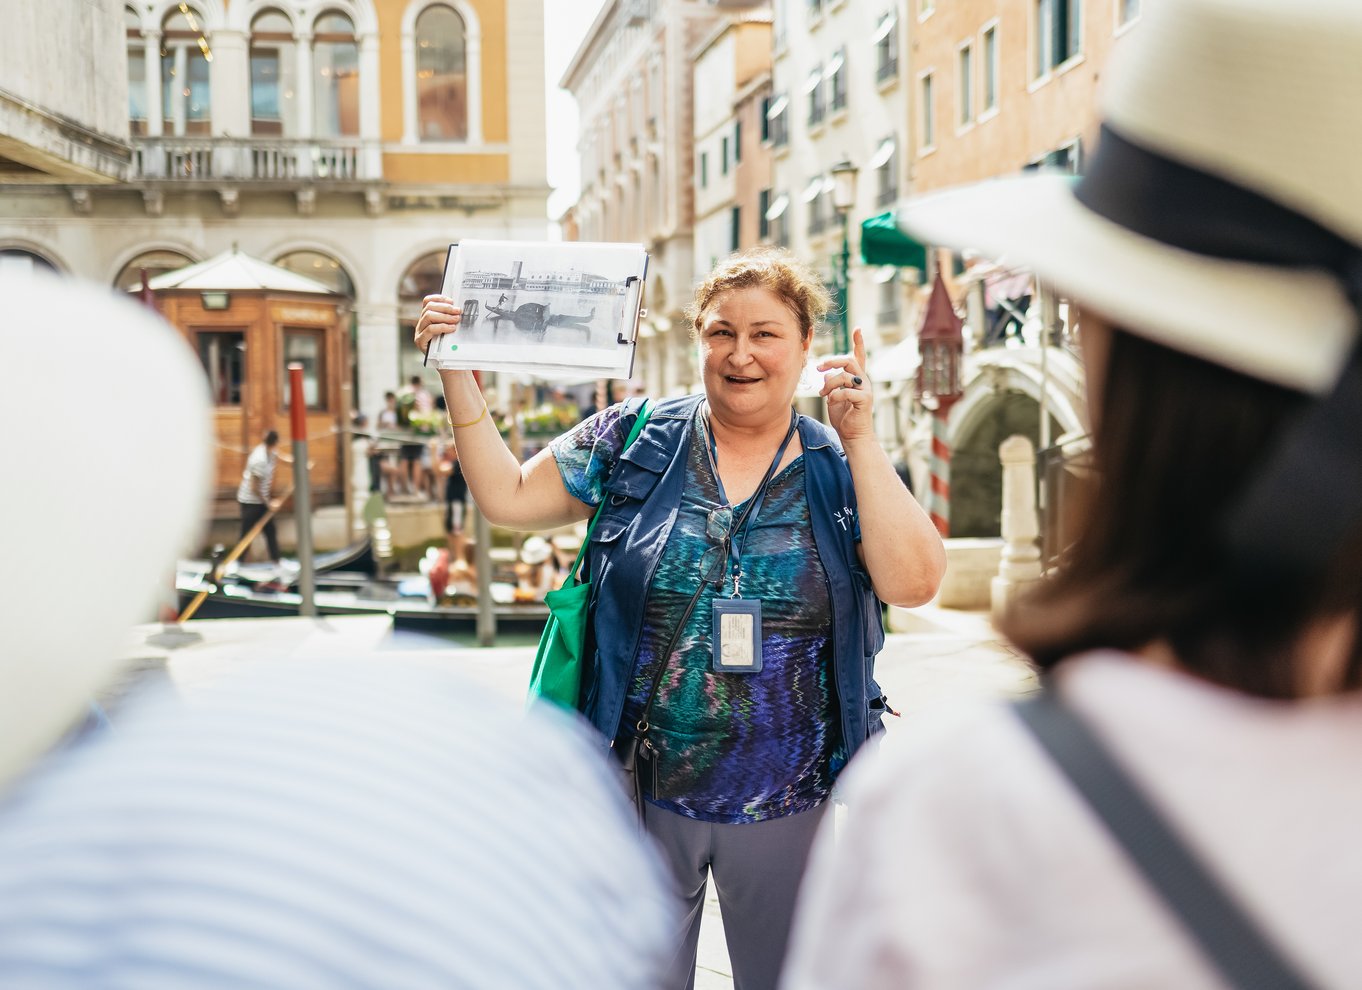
174, 543, 549, 632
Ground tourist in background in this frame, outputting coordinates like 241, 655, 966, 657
237, 428, 285, 563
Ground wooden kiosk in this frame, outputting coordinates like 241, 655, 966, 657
147, 249, 350, 518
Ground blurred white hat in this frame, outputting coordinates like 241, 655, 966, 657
0, 271, 213, 789
520, 536, 552, 565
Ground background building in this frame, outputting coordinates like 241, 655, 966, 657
561, 0, 725, 397
690, 11, 771, 275
0, 0, 550, 444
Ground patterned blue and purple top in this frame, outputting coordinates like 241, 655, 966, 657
552, 402, 847, 824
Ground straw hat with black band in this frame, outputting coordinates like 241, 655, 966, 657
899, 0, 1362, 592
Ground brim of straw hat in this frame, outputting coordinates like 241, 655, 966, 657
898, 173, 1356, 395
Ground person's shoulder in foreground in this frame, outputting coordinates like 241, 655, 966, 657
0, 660, 677, 990
780, 652, 1362, 990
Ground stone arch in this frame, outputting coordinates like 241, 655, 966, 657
311, 0, 378, 39
106, 240, 201, 288
266, 238, 364, 302
944, 348, 1087, 538
0, 241, 68, 274
146, 0, 225, 32
224, 0, 297, 33
381, 241, 453, 308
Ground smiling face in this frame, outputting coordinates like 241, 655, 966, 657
698, 286, 811, 426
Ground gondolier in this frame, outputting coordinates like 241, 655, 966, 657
237, 429, 284, 563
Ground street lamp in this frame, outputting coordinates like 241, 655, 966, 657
830, 159, 860, 355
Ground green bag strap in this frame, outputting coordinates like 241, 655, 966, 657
559, 398, 651, 588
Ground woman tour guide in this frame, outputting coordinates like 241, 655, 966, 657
782, 1, 1362, 987
416, 248, 945, 990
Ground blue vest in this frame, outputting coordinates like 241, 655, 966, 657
580, 394, 889, 759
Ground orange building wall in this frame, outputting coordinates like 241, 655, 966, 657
381, 153, 510, 183
911, 0, 1134, 194
376, 0, 511, 182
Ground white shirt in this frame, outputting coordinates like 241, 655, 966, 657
236, 442, 276, 504
782, 652, 1362, 989
0, 660, 677, 989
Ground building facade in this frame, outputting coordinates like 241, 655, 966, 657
910, 0, 1141, 192
561, 0, 724, 397
690, 12, 771, 277
0, 0, 549, 429
768, 0, 915, 361
0, 1, 130, 188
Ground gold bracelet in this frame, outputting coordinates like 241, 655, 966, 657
449, 403, 489, 429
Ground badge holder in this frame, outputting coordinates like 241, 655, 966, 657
712, 598, 763, 673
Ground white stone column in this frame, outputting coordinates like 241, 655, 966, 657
358, 34, 381, 176
355, 302, 401, 428
210, 28, 248, 178
295, 31, 314, 138
210, 28, 248, 136
145, 32, 164, 138
172, 45, 188, 135
991, 434, 1044, 620
401, 30, 418, 143
466, 33, 483, 145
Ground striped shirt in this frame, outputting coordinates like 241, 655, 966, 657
236, 443, 276, 504
0, 661, 676, 989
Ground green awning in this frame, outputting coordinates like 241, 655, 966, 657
860, 210, 927, 270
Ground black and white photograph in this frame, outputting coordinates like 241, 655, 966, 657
430, 239, 649, 379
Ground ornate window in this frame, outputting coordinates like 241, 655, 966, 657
403, 0, 480, 144
314, 11, 359, 137
250, 9, 297, 136
160, 5, 212, 136
416, 4, 467, 141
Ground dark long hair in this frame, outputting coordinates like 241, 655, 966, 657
999, 326, 1362, 699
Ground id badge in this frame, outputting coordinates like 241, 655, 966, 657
712, 598, 763, 673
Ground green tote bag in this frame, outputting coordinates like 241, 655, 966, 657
528, 400, 650, 709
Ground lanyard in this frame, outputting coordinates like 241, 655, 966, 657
705, 408, 798, 598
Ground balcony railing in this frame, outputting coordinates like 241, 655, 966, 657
133, 137, 376, 182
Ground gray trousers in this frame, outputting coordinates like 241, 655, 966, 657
643, 801, 829, 990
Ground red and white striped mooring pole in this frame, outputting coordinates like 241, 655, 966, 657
916, 272, 965, 536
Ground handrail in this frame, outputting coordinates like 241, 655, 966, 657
177, 483, 295, 624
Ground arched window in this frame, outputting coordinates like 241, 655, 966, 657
0, 249, 58, 275
127, 7, 146, 136
113, 249, 196, 293
274, 250, 355, 298
250, 9, 297, 136
398, 251, 446, 382
415, 5, 466, 141
161, 6, 212, 136
314, 11, 359, 137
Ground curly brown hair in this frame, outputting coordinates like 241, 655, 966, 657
686, 247, 833, 342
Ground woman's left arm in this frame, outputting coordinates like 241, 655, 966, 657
820, 328, 946, 608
